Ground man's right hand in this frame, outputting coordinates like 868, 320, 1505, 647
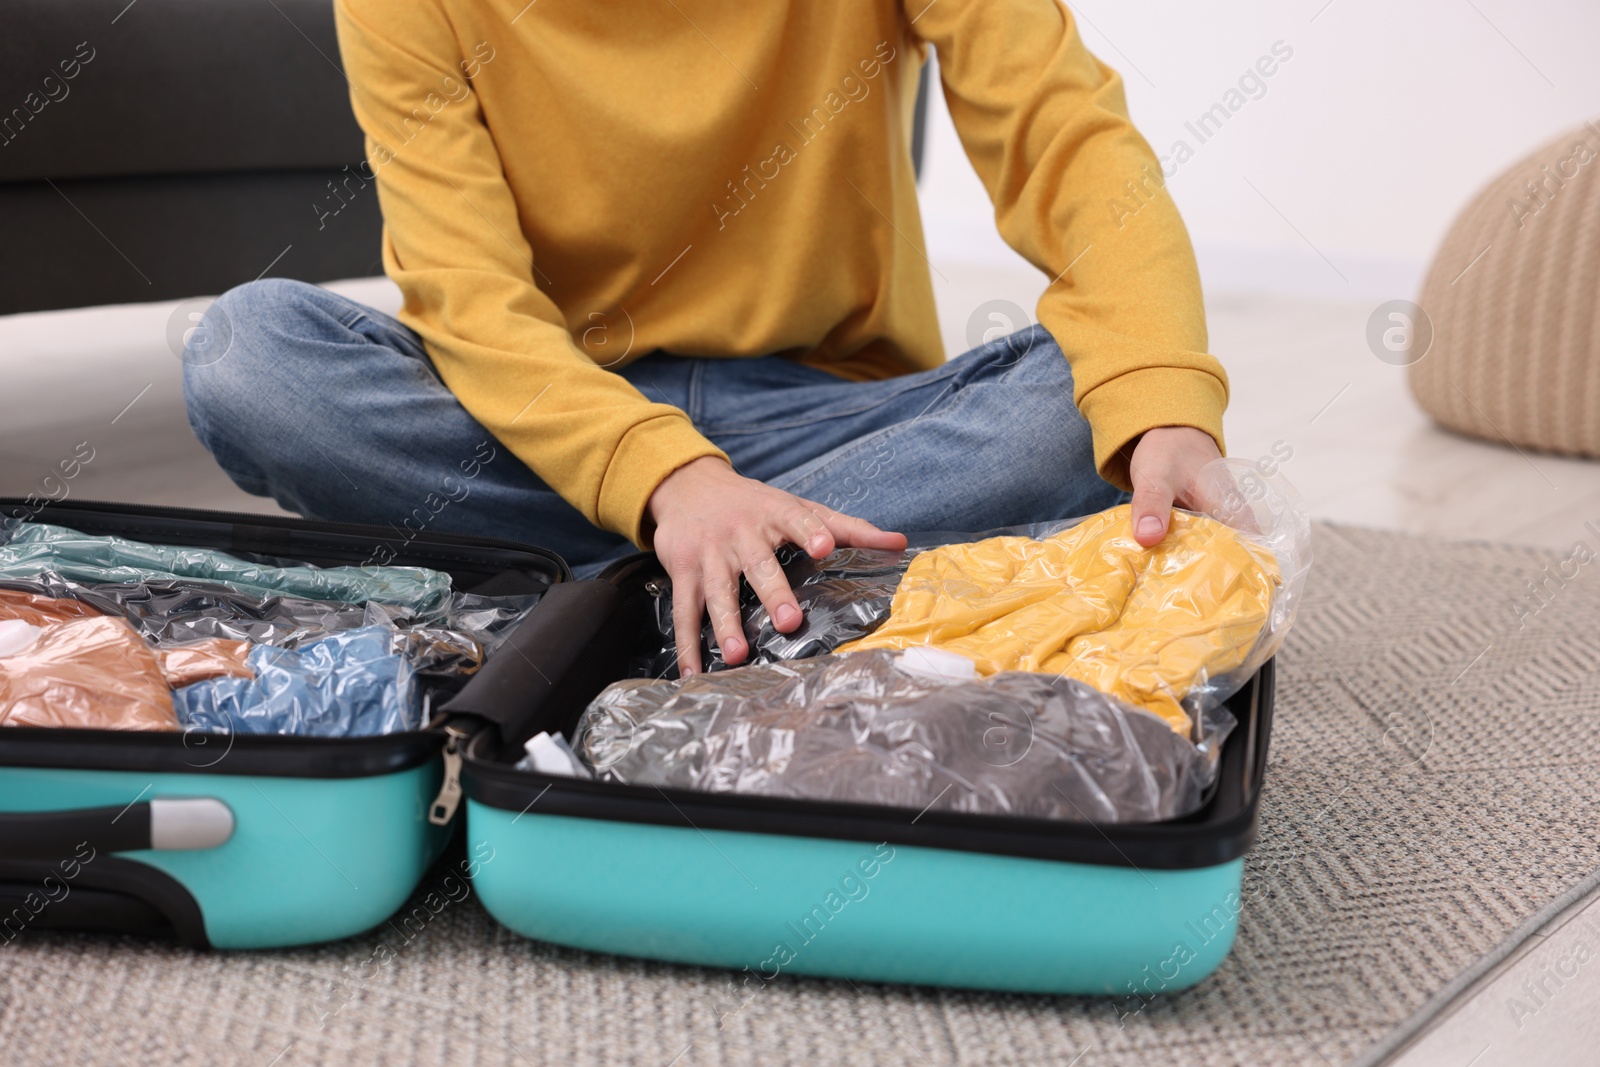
645, 456, 907, 675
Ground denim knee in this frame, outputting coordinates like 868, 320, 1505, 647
181, 278, 337, 489
968, 324, 1122, 518
185, 276, 316, 388
964, 324, 1080, 413
981, 323, 1069, 375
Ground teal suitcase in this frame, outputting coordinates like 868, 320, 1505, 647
455, 555, 1276, 996
0, 498, 565, 949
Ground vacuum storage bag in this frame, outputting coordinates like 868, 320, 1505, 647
0, 522, 451, 611
172, 626, 420, 737
576, 647, 1232, 822
3, 573, 537, 679
0, 615, 182, 731
0, 522, 547, 737
578, 459, 1310, 821
639, 546, 910, 677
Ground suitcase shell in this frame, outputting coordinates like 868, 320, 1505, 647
459, 557, 1276, 995
0, 499, 565, 949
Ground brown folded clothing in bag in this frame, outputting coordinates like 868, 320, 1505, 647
0, 586, 103, 627
156, 640, 255, 688
0, 615, 179, 731
0, 585, 260, 730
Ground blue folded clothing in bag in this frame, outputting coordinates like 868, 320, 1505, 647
172, 626, 420, 737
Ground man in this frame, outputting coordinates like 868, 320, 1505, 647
183, 0, 1226, 675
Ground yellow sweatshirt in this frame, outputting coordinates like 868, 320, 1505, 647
332, 0, 1228, 547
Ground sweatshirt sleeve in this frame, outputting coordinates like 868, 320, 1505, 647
332, 0, 725, 547
904, 0, 1228, 488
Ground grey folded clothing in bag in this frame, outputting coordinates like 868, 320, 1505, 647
573, 648, 1231, 824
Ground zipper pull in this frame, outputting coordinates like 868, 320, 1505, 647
428, 724, 470, 825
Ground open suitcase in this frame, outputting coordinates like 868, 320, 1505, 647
0, 498, 565, 949
458, 555, 1277, 996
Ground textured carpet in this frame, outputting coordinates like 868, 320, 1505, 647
4, 523, 1600, 1067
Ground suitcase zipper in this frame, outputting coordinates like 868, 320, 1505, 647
428, 723, 471, 825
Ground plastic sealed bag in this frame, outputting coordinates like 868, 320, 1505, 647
172, 626, 420, 737
641, 546, 910, 676
575, 648, 1231, 823
0, 585, 423, 737
644, 458, 1309, 740
639, 517, 1193, 678
0, 574, 542, 679
72, 580, 488, 677
838, 501, 1283, 735
0, 586, 102, 628
156, 639, 255, 688
584, 460, 1308, 821
0, 616, 180, 731
0, 524, 551, 739
0, 593, 246, 730
0, 522, 452, 612
440, 592, 547, 657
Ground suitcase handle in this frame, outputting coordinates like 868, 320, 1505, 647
440, 579, 621, 732
0, 798, 235, 858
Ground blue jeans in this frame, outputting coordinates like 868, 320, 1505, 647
182, 279, 1124, 577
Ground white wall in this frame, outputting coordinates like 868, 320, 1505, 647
917, 0, 1600, 299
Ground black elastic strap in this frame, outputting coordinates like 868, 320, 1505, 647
440, 579, 622, 736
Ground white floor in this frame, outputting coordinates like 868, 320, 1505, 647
1388, 883, 1600, 1067
3, 268, 1600, 1065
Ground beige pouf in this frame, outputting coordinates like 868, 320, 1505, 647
1410, 120, 1600, 457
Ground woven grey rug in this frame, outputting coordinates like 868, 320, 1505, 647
5, 523, 1600, 1067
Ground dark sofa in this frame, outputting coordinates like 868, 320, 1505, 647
0, 0, 382, 316
0, 0, 929, 317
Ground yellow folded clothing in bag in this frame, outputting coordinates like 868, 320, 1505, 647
837, 505, 1281, 734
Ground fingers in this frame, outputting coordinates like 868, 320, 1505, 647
704, 566, 748, 666
1127, 426, 1219, 546
830, 510, 908, 551
741, 541, 803, 635
797, 501, 907, 554
1129, 477, 1175, 547
774, 503, 834, 559
653, 475, 912, 674
668, 563, 705, 676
